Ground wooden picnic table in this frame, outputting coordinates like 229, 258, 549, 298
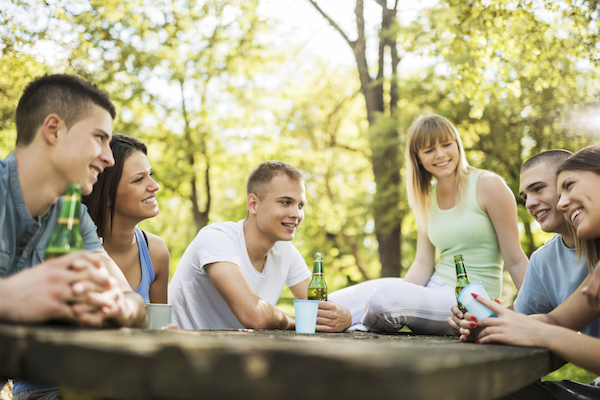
0, 322, 556, 400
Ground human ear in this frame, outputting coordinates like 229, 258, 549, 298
41, 114, 62, 145
247, 194, 259, 215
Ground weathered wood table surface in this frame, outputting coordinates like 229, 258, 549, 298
0, 322, 555, 400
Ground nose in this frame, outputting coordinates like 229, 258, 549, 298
556, 194, 569, 213
102, 145, 115, 167
525, 194, 539, 211
434, 145, 443, 157
149, 176, 160, 192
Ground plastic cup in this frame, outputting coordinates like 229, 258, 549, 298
457, 282, 497, 319
145, 304, 172, 329
293, 299, 319, 334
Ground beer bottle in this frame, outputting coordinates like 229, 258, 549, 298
307, 252, 328, 301
45, 183, 84, 260
454, 254, 472, 314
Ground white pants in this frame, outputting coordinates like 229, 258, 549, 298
329, 277, 457, 335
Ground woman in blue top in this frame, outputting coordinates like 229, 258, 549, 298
329, 113, 527, 334
83, 134, 169, 304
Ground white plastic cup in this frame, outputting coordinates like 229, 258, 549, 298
457, 282, 497, 319
145, 304, 172, 329
293, 299, 319, 334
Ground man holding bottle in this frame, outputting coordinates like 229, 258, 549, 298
169, 161, 351, 332
0, 74, 147, 398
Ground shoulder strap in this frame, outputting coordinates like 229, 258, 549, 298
141, 230, 149, 247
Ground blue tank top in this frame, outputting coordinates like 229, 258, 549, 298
134, 227, 155, 304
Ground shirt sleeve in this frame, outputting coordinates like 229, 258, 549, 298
80, 204, 103, 253
513, 253, 553, 315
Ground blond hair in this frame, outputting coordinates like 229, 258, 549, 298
406, 114, 472, 227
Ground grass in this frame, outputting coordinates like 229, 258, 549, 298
543, 363, 597, 383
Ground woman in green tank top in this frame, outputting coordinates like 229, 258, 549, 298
329, 114, 527, 335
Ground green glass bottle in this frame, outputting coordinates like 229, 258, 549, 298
45, 183, 84, 260
454, 254, 472, 314
307, 252, 328, 301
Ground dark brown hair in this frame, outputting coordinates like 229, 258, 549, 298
15, 74, 116, 147
82, 134, 147, 238
556, 145, 600, 270
521, 149, 573, 175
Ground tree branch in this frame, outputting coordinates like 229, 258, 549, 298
306, 0, 355, 48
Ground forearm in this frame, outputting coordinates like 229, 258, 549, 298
505, 258, 527, 290
243, 300, 294, 330
542, 325, 600, 376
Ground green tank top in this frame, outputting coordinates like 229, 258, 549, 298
428, 169, 504, 300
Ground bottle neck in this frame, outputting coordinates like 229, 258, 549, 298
58, 188, 81, 230
312, 261, 324, 275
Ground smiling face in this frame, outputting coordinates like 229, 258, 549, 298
417, 139, 460, 180
519, 163, 568, 236
557, 169, 600, 240
54, 104, 115, 195
114, 150, 160, 223
252, 173, 306, 243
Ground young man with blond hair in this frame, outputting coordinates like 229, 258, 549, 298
170, 161, 351, 332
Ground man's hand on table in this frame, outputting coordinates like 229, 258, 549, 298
315, 301, 352, 333
0, 251, 114, 324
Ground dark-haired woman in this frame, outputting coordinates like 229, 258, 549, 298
83, 134, 169, 303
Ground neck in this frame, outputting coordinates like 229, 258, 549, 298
243, 218, 275, 272
560, 232, 576, 249
102, 218, 138, 254
14, 147, 65, 218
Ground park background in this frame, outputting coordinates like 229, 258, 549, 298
1, 0, 599, 388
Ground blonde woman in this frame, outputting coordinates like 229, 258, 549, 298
329, 114, 527, 334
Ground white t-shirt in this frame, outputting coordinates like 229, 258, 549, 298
169, 220, 311, 329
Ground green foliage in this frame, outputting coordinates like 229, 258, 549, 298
543, 363, 597, 384
1, 0, 599, 291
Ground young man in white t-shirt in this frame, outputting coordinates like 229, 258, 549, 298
170, 161, 351, 331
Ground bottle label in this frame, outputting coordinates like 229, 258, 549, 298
57, 217, 80, 230
456, 273, 468, 278
312, 272, 324, 276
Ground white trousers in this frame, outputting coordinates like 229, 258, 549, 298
329, 277, 457, 335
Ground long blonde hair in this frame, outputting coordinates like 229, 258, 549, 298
406, 114, 472, 227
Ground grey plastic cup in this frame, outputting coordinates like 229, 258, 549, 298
145, 304, 172, 329
457, 282, 497, 319
293, 299, 319, 334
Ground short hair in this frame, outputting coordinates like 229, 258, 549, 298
15, 74, 116, 147
247, 161, 304, 200
82, 134, 147, 238
521, 149, 573, 175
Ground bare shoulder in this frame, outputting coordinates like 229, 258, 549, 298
144, 231, 170, 272
476, 170, 508, 191
475, 170, 513, 213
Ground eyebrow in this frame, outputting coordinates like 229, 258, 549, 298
519, 180, 546, 197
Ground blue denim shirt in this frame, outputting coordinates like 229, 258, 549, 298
0, 152, 103, 278
1, 153, 105, 395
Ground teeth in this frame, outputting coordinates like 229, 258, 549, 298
142, 197, 156, 204
283, 223, 296, 228
91, 168, 99, 177
571, 209, 582, 223
535, 210, 548, 219
435, 161, 449, 167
